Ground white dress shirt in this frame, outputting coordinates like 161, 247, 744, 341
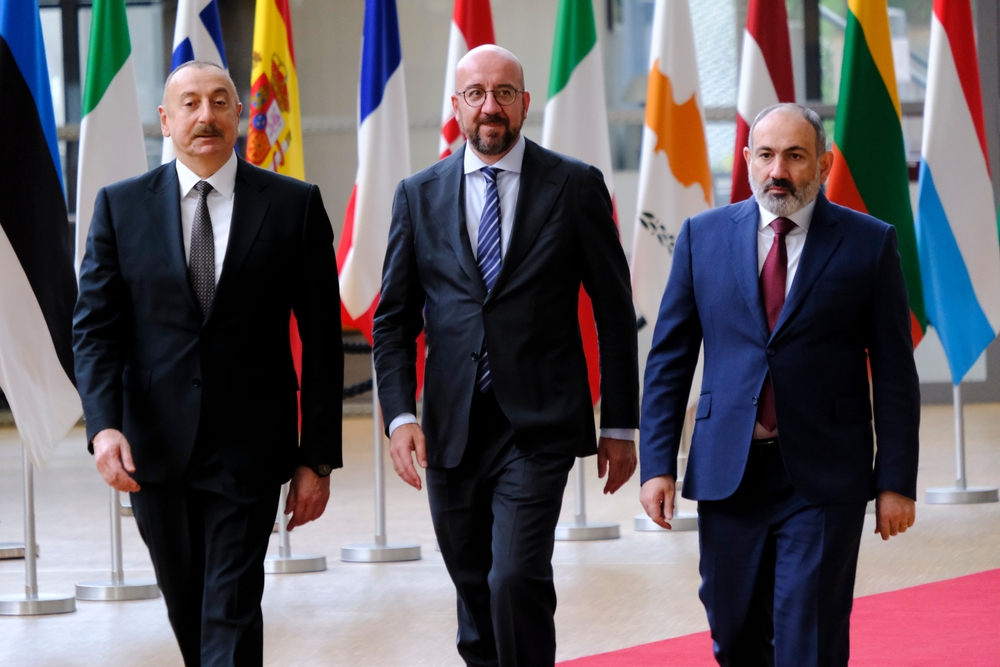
388, 138, 634, 442
753, 196, 817, 439
176, 151, 238, 284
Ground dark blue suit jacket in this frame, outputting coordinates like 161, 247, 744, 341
640, 193, 920, 505
73, 158, 343, 486
373, 140, 639, 468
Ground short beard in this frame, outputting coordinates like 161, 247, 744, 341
466, 113, 518, 156
749, 169, 822, 217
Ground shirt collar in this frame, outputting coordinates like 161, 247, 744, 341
757, 196, 817, 232
175, 151, 238, 200
464, 133, 526, 175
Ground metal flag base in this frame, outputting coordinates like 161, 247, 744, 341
634, 512, 698, 532
264, 553, 328, 573
75, 580, 160, 601
0, 593, 75, 616
925, 486, 999, 504
340, 543, 422, 563
0, 543, 38, 560
555, 522, 619, 541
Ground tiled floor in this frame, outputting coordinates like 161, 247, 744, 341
1, 404, 998, 666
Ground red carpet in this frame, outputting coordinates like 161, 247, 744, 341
559, 569, 1000, 666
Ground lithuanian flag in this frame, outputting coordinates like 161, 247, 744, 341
247, 0, 304, 179
827, 0, 926, 344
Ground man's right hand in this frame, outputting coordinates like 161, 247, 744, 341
389, 423, 427, 490
92, 428, 140, 492
640, 475, 676, 530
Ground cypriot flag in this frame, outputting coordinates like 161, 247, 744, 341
75, 0, 147, 275
631, 0, 712, 328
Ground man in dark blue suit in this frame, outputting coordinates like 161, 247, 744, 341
73, 62, 342, 666
639, 104, 920, 667
373, 46, 639, 667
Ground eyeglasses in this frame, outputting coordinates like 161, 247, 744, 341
455, 86, 524, 107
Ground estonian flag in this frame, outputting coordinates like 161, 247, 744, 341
0, 0, 82, 467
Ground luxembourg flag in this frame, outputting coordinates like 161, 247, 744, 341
438, 0, 494, 160
336, 0, 411, 344
915, 0, 1000, 384
162, 0, 227, 163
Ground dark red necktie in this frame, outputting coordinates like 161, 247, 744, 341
756, 217, 796, 431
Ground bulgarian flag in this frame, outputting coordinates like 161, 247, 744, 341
438, 0, 494, 160
75, 0, 147, 275
247, 0, 303, 180
731, 0, 795, 203
827, 0, 926, 344
542, 0, 616, 405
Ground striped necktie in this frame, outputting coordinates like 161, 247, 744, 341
475, 166, 502, 392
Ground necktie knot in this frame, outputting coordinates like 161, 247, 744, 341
194, 180, 213, 199
770, 217, 796, 237
481, 166, 500, 184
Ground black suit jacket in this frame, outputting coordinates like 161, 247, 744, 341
73, 158, 343, 486
373, 140, 639, 468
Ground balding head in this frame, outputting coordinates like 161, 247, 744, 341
455, 45, 525, 92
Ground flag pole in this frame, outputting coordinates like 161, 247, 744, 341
925, 383, 998, 504
0, 449, 75, 615
555, 457, 620, 540
75, 488, 159, 600
340, 358, 421, 562
264, 482, 327, 573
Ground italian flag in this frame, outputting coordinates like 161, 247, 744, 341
75, 0, 147, 275
827, 0, 926, 344
542, 0, 616, 405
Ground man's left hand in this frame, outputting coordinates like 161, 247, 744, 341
874, 489, 915, 541
596, 437, 637, 494
285, 466, 331, 531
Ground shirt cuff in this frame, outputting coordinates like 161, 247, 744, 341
388, 413, 418, 436
600, 428, 635, 441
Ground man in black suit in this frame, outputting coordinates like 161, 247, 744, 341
373, 45, 639, 667
73, 62, 342, 667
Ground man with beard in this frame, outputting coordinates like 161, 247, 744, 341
639, 104, 919, 666
373, 45, 638, 667
74, 61, 343, 666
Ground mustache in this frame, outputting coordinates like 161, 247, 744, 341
475, 113, 509, 129
764, 178, 796, 194
190, 123, 223, 139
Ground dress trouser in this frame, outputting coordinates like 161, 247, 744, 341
426, 389, 576, 667
130, 443, 280, 667
697, 441, 867, 667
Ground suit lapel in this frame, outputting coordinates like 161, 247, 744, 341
771, 192, 843, 338
426, 147, 486, 298
486, 140, 565, 302
148, 164, 200, 313
725, 197, 770, 340
210, 159, 270, 317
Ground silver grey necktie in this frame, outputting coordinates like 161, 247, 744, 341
189, 180, 215, 317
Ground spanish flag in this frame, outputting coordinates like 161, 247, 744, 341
827, 0, 926, 345
247, 0, 304, 180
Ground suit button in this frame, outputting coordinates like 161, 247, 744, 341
192, 378, 202, 388
766, 348, 776, 357
752, 397, 758, 406
471, 352, 479, 361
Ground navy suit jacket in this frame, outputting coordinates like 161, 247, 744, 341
640, 193, 920, 505
373, 140, 639, 468
73, 158, 343, 486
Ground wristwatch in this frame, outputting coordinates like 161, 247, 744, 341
309, 463, 333, 478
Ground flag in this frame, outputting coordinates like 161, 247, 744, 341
247, 0, 303, 179
731, 0, 795, 203
0, 0, 82, 467
76, 0, 147, 275
915, 0, 1000, 383
438, 0, 494, 159
631, 0, 712, 328
542, 0, 616, 405
337, 0, 425, 392
163, 0, 227, 163
827, 0, 926, 344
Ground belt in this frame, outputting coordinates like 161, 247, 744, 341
751, 437, 779, 446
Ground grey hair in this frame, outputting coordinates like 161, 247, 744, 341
162, 60, 239, 106
748, 103, 827, 157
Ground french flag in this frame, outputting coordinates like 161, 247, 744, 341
163, 0, 227, 163
337, 0, 411, 345
438, 0, 494, 160
730, 0, 795, 204
915, 0, 1000, 383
